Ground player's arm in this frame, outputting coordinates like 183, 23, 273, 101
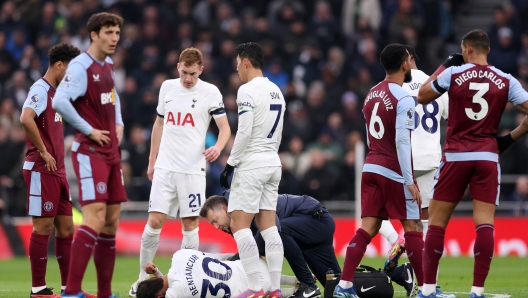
396, 96, 421, 203
495, 77, 528, 153
422, 53, 465, 87
19, 86, 57, 171
52, 63, 110, 146
147, 82, 168, 181
418, 65, 453, 105
114, 90, 124, 145
204, 93, 231, 162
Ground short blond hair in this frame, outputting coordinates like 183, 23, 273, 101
179, 47, 203, 67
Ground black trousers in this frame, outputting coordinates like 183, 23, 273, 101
279, 212, 341, 288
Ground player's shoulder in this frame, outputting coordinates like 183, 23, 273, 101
197, 79, 222, 95
30, 79, 51, 93
488, 65, 513, 80
410, 69, 429, 82
69, 52, 94, 70
161, 78, 180, 87
445, 63, 475, 76
104, 56, 114, 65
387, 82, 411, 101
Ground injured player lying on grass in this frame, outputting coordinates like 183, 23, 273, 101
135, 249, 300, 298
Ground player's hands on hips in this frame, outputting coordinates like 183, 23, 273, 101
116, 124, 124, 146
495, 133, 515, 153
144, 262, 158, 274
219, 163, 234, 188
147, 162, 155, 181
203, 146, 221, 162
39, 150, 57, 171
407, 184, 421, 204
88, 128, 110, 146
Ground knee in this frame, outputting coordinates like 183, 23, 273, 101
33, 221, 54, 235
181, 217, 199, 231
402, 219, 423, 233
147, 212, 166, 229
55, 222, 75, 238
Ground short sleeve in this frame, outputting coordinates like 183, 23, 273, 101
57, 62, 88, 101
156, 81, 169, 118
236, 86, 255, 116
438, 93, 449, 120
208, 87, 226, 119
396, 96, 415, 130
508, 76, 528, 106
23, 85, 48, 117
431, 66, 453, 94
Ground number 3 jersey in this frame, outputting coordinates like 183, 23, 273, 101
363, 81, 415, 182
165, 250, 271, 298
431, 64, 528, 156
403, 69, 448, 171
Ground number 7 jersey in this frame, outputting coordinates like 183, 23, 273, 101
431, 64, 528, 154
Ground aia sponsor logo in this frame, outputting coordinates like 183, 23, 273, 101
166, 111, 195, 126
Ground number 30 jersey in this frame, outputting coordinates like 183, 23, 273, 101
403, 69, 448, 171
431, 64, 528, 157
165, 250, 271, 298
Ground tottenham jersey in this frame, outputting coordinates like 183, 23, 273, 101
403, 69, 448, 171
165, 250, 270, 298
227, 77, 285, 170
156, 79, 226, 175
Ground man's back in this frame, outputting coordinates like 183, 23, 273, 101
234, 77, 285, 169
434, 64, 524, 154
363, 80, 414, 179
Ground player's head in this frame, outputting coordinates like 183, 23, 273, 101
136, 277, 166, 298
380, 43, 412, 83
48, 43, 80, 82
234, 42, 264, 82
200, 195, 232, 234
87, 12, 123, 56
177, 47, 204, 88
404, 45, 419, 70
461, 29, 490, 62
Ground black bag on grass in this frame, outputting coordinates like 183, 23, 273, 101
324, 265, 394, 298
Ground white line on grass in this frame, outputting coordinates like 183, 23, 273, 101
446, 292, 510, 298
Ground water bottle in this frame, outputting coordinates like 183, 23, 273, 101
326, 268, 335, 281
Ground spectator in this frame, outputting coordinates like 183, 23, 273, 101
264, 58, 290, 92
341, 0, 382, 36
306, 128, 344, 176
302, 149, 337, 200
387, 0, 424, 45
510, 176, 528, 216
310, 1, 340, 54
4, 70, 30, 109
281, 136, 312, 180
489, 27, 518, 75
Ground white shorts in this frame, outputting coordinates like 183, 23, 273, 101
415, 169, 436, 209
149, 168, 205, 218
227, 166, 281, 214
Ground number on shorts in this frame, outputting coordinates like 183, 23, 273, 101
466, 82, 489, 121
189, 193, 202, 208
267, 104, 282, 138
368, 102, 385, 139
200, 257, 232, 298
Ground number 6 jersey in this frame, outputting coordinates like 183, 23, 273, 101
403, 69, 448, 171
165, 250, 271, 298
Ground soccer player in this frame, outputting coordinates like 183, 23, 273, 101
417, 29, 528, 298
52, 12, 125, 298
379, 46, 458, 298
135, 250, 299, 298
333, 44, 424, 298
219, 42, 286, 298
129, 47, 231, 296
20, 43, 80, 298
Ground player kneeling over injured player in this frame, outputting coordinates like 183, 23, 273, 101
135, 249, 299, 298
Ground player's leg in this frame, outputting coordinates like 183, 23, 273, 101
416, 169, 436, 239
228, 169, 263, 296
30, 216, 54, 295
94, 203, 121, 297
302, 243, 340, 295
468, 161, 499, 297
53, 177, 74, 292
381, 219, 406, 272
256, 167, 284, 295
178, 174, 206, 250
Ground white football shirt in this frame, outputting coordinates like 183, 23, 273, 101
403, 69, 449, 171
227, 77, 286, 170
165, 250, 271, 298
156, 79, 226, 175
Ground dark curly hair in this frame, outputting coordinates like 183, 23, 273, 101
136, 277, 165, 298
48, 43, 80, 66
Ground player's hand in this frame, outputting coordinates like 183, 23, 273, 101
145, 262, 158, 274
219, 163, 234, 188
406, 184, 421, 204
147, 162, 155, 182
204, 146, 221, 162
88, 129, 110, 146
116, 124, 124, 146
39, 150, 57, 171
495, 133, 516, 154
433, 53, 465, 76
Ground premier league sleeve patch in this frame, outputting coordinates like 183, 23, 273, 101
29, 94, 39, 107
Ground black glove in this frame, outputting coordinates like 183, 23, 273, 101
495, 133, 515, 154
219, 163, 234, 188
227, 253, 240, 261
442, 53, 465, 68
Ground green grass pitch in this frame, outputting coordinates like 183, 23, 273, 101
0, 256, 526, 297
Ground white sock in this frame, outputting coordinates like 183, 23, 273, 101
31, 285, 46, 293
338, 280, 353, 289
139, 224, 161, 280
471, 286, 484, 296
379, 220, 400, 245
418, 286, 422, 291
234, 228, 262, 291
261, 226, 284, 291
61, 285, 66, 291
281, 288, 295, 297
280, 275, 298, 286
422, 284, 437, 296
422, 220, 429, 240
181, 227, 199, 250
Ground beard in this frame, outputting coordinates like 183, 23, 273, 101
404, 70, 412, 83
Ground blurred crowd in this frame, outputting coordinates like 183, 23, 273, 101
1, 0, 528, 217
